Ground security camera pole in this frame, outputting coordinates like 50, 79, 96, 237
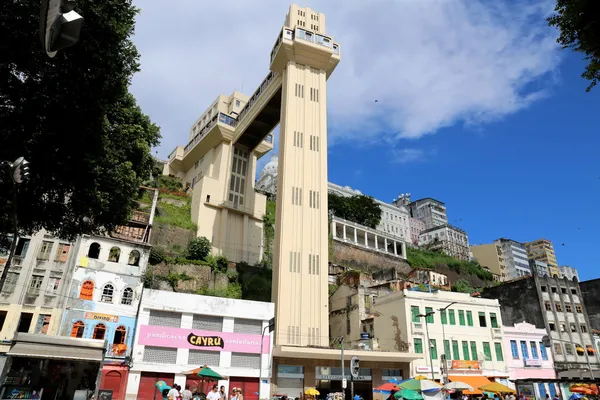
0, 158, 30, 294
40, 0, 84, 57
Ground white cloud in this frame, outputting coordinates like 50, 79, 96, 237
130, 0, 561, 159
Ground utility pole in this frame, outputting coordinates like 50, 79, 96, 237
341, 336, 345, 400
438, 301, 457, 384
418, 312, 436, 380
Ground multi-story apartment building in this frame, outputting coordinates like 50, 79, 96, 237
482, 275, 600, 379
409, 217, 426, 246
494, 238, 531, 280
470, 243, 507, 281
530, 260, 549, 277
579, 278, 600, 331
126, 290, 274, 400
559, 265, 579, 281
525, 239, 559, 277
503, 322, 557, 398
419, 225, 470, 261
372, 290, 508, 384
163, 91, 274, 265
408, 198, 447, 229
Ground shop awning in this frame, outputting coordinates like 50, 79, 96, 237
448, 376, 493, 395
7, 333, 106, 362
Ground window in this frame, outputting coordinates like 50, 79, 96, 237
570, 323, 577, 332
291, 187, 302, 206
554, 343, 563, 355
293, 131, 304, 148
88, 242, 101, 259
79, 280, 94, 300
452, 340, 460, 360
37, 241, 53, 260
235, 99, 241, 107
430, 339, 438, 359
494, 343, 504, 361
571, 288, 577, 295
47, 277, 61, 293
540, 343, 548, 360
101, 284, 114, 303
530, 342, 539, 359
510, 340, 519, 359
128, 250, 140, 266
55, 243, 71, 262
483, 342, 492, 361
555, 303, 562, 312
108, 247, 121, 262
15, 238, 30, 257
470, 341, 478, 360
121, 288, 134, 305
466, 311, 473, 326
71, 321, 85, 338
490, 313, 499, 328
441, 310, 447, 325
576, 304, 582, 313
425, 307, 434, 323
551, 287, 557, 293
541, 285, 547, 292
580, 325, 588, 333
462, 341, 470, 360
549, 322, 556, 331
411, 306, 420, 323
544, 301, 552, 311
449, 310, 456, 325
414, 338, 423, 354
478, 312, 487, 327
458, 310, 466, 326
29, 275, 44, 291
561, 287, 567, 294
444, 340, 450, 357
93, 323, 106, 340
35, 314, 51, 334
308, 190, 320, 209
564, 343, 573, 355
565, 304, 572, 313
229, 147, 248, 207
520, 341, 529, 359
114, 325, 127, 344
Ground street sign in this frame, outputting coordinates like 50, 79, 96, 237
350, 356, 360, 379
342, 379, 347, 389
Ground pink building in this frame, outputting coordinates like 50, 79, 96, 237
503, 322, 557, 399
409, 217, 425, 246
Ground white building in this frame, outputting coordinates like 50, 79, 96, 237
530, 260, 549, 277
494, 238, 531, 279
373, 290, 508, 384
408, 198, 448, 229
255, 155, 278, 196
559, 265, 579, 281
127, 290, 274, 400
419, 225, 470, 261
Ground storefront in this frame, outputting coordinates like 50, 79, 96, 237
0, 333, 105, 399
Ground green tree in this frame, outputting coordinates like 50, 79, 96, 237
0, 0, 159, 244
261, 200, 276, 269
187, 237, 212, 261
452, 279, 475, 294
548, 0, 600, 91
328, 192, 382, 228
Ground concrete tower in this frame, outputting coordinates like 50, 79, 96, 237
270, 5, 340, 347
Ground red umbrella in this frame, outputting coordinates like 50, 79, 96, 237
375, 383, 400, 392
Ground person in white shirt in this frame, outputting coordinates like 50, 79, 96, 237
207, 385, 221, 400
181, 385, 193, 400
167, 386, 180, 400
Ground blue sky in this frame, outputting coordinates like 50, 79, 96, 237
130, 1, 600, 280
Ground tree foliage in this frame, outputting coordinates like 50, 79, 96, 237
0, 0, 160, 242
187, 237, 212, 261
548, 0, 600, 91
328, 192, 382, 228
451, 279, 476, 294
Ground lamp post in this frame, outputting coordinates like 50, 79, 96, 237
542, 335, 594, 379
437, 302, 457, 384
259, 318, 275, 400
0, 158, 30, 294
418, 311, 436, 380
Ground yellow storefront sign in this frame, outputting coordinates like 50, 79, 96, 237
84, 312, 118, 323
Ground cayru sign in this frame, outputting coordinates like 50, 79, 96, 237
187, 333, 225, 348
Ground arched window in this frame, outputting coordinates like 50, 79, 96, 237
101, 284, 114, 303
93, 323, 106, 340
113, 325, 127, 344
88, 242, 101, 259
128, 250, 140, 266
71, 321, 85, 338
121, 288, 134, 305
108, 247, 121, 262
79, 280, 94, 300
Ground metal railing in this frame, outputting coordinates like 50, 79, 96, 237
236, 71, 279, 127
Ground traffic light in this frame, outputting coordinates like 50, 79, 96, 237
350, 356, 360, 379
11, 157, 30, 184
40, 0, 84, 57
541, 335, 551, 348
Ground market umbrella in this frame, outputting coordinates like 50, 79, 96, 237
394, 389, 423, 400
478, 383, 515, 394
197, 366, 224, 380
375, 383, 401, 392
305, 388, 320, 396
414, 376, 429, 381
443, 382, 474, 391
399, 379, 441, 392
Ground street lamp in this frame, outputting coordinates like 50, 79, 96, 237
39, 0, 84, 58
0, 158, 30, 293
542, 335, 595, 379
438, 301, 457, 384
417, 311, 436, 380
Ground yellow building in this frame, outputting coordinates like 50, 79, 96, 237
524, 238, 559, 277
470, 243, 507, 280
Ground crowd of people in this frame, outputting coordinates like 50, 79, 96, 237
167, 383, 246, 400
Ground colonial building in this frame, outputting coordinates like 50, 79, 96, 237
419, 225, 470, 261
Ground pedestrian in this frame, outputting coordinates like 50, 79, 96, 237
207, 385, 221, 400
181, 385, 193, 400
168, 385, 180, 400
220, 386, 227, 400
236, 388, 245, 400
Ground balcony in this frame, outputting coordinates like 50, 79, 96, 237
412, 322, 424, 335
491, 328, 502, 339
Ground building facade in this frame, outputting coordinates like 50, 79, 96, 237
494, 239, 531, 280
126, 290, 274, 400
503, 322, 557, 399
559, 265, 579, 281
579, 278, 600, 331
372, 290, 509, 383
470, 243, 507, 281
525, 239, 559, 277
530, 260, 549, 277
163, 90, 274, 265
419, 225, 470, 261
408, 198, 447, 229
482, 275, 600, 379
256, 155, 279, 196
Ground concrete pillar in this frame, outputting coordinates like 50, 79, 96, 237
394, 241, 397, 255
375, 235, 379, 250
343, 224, 347, 240
401, 242, 407, 257
354, 228, 358, 243
364, 231, 368, 247
332, 220, 337, 238
384, 237, 388, 253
